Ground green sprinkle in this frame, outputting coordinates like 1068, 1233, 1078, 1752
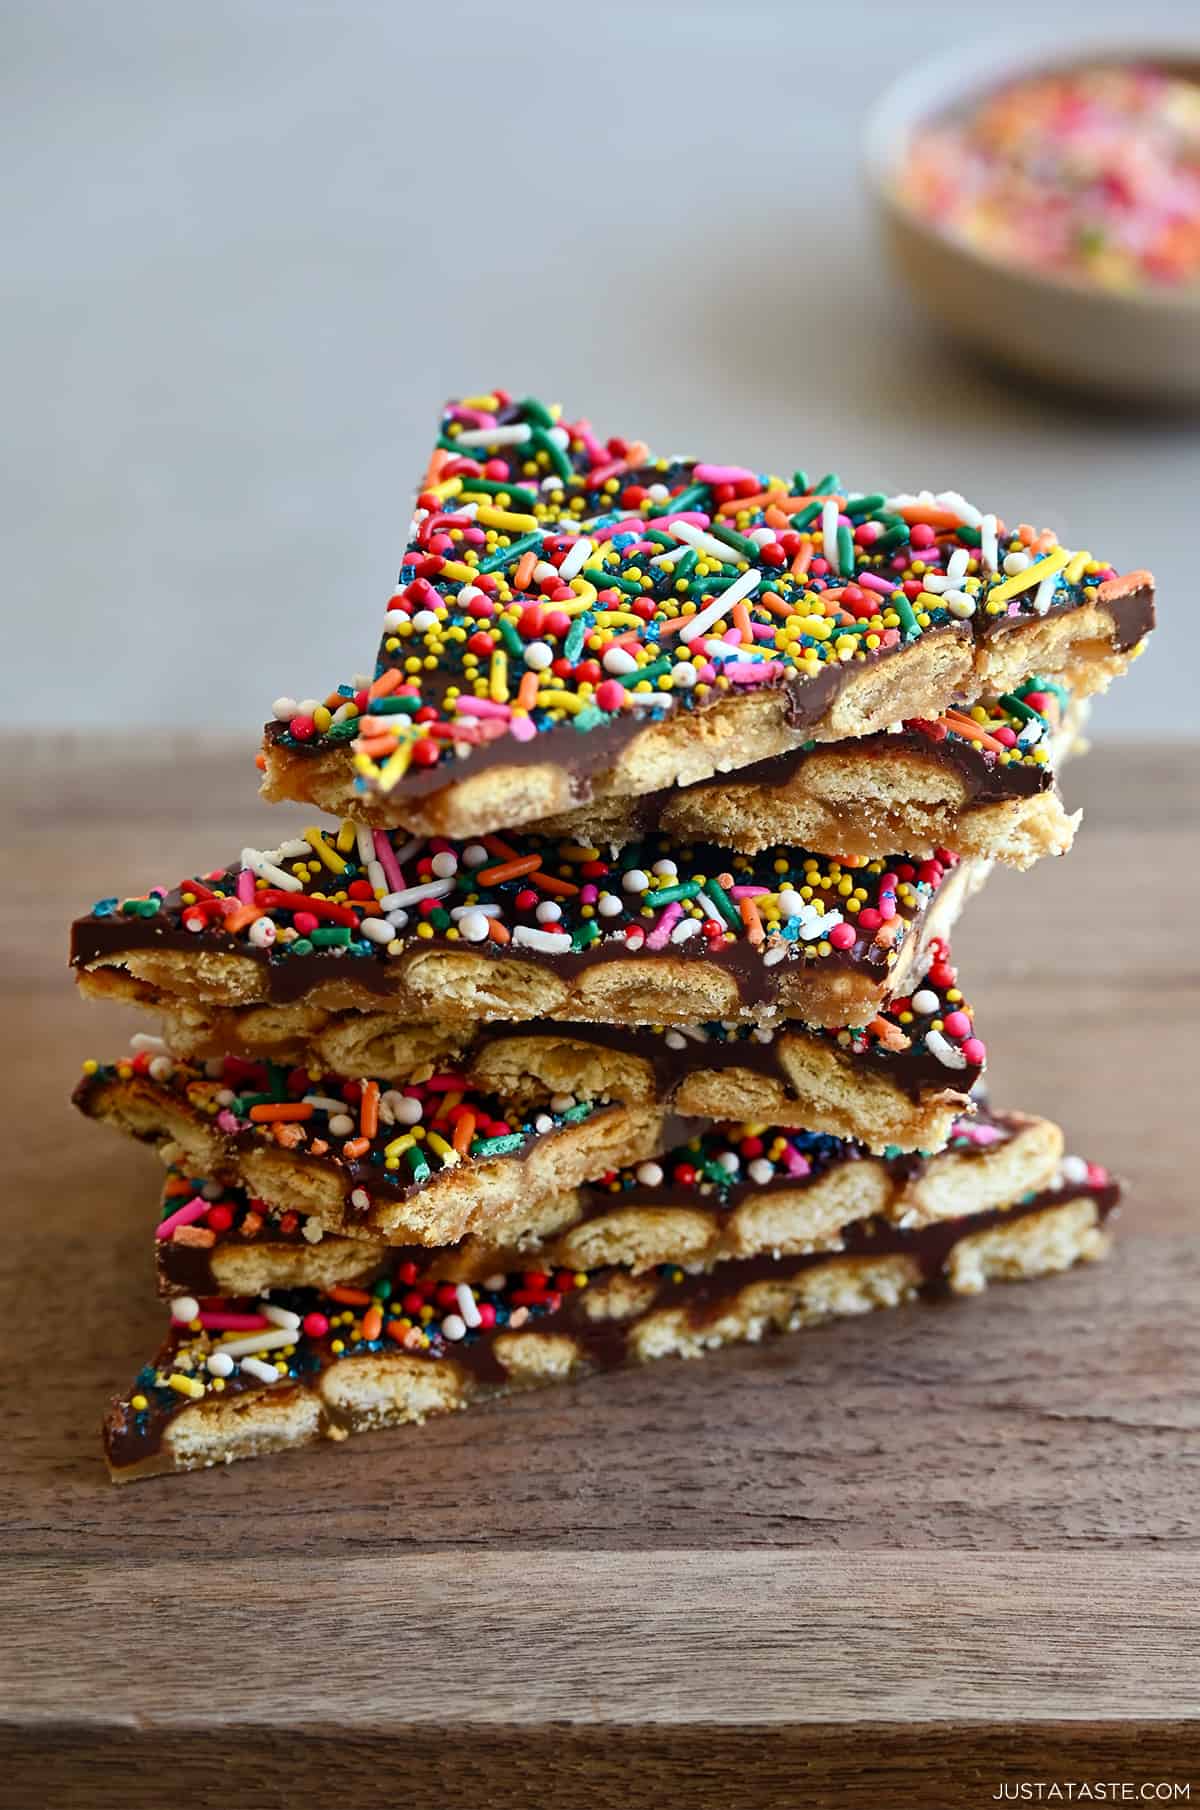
836, 525, 855, 574
791, 469, 809, 494
583, 566, 645, 597
573, 705, 606, 733
565, 600, 589, 653
999, 691, 1042, 722
457, 478, 539, 509
671, 548, 698, 580
708, 521, 760, 561
406, 1148, 431, 1183
562, 1102, 595, 1124
844, 492, 886, 520
518, 396, 557, 429
368, 694, 421, 716
702, 877, 740, 930
571, 919, 600, 952
326, 717, 359, 743
650, 882, 701, 906
310, 927, 351, 948
290, 938, 314, 957
957, 524, 982, 547
472, 1134, 524, 1157
811, 472, 841, 495
789, 501, 821, 532
530, 425, 572, 482
660, 483, 710, 515
620, 656, 671, 687
642, 529, 679, 549
874, 524, 911, 553
475, 531, 542, 576
893, 594, 921, 640
498, 617, 526, 660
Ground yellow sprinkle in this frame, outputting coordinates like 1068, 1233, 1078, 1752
130, 1393, 148, 1411
535, 689, 586, 713
474, 504, 538, 534
304, 828, 347, 874
427, 475, 464, 502
383, 1133, 415, 1159
594, 611, 645, 627
1064, 550, 1091, 585
437, 559, 477, 584
168, 1373, 205, 1400
374, 740, 414, 793
427, 1132, 460, 1166
335, 819, 357, 854
489, 649, 509, 703
987, 546, 1071, 605
459, 393, 500, 411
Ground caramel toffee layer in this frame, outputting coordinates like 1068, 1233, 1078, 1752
107, 1172, 1119, 1476
153, 1106, 1047, 1297
72, 821, 981, 1025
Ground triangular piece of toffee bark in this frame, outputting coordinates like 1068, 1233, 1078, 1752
258, 390, 1154, 839
107, 1146, 1118, 1480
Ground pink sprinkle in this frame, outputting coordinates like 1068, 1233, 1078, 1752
444, 406, 495, 429
859, 572, 897, 595
156, 1196, 210, 1241
591, 516, 646, 542
729, 885, 770, 898
782, 1151, 812, 1178
198, 1311, 271, 1331
646, 901, 683, 950
236, 868, 256, 904
466, 698, 512, 719
216, 1109, 241, 1134
965, 1123, 1002, 1146
580, 884, 598, 904
374, 831, 405, 895
508, 715, 537, 742
646, 510, 711, 531
727, 661, 782, 683
961, 1037, 986, 1065
695, 464, 756, 485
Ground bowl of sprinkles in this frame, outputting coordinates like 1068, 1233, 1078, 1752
865, 37, 1200, 402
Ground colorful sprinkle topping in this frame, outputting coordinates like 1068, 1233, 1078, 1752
263, 391, 1122, 800
899, 65, 1200, 292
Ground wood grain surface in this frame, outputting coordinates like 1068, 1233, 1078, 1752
1, 735, 1197, 1807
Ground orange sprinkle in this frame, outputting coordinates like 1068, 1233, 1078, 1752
368, 668, 404, 703
758, 591, 797, 620
249, 1103, 312, 1124
384, 1319, 410, 1343
342, 1136, 370, 1159
941, 711, 1009, 755
421, 446, 450, 490
271, 1122, 306, 1149
452, 1112, 476, 1156
481, 834, 521, 860
1016, 523, 1037, 545
764, 504, 791, 532
791, 542, 814, 578
517, 671, 540, 711
255, 752, 266, 771
867, 1015, 911, 1052
732, 602, 753, 642
359, 1080, 380, 1141
739, 897, 764, 946
329, 1286, 372, 1306
221, 905, 262, 935
486, 917, 511, 946
360, 1304, 383, 1342
528, 869, 579, 897
715, 489, 773, 516
163, 1175, 192, 1199
897, 504, 963, 530
513, 551, 537, 590
476, 854, 544, 886
356, 734, 400, 759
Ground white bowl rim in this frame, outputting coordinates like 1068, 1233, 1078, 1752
862, 30, 1200, 313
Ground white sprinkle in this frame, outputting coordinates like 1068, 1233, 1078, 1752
748, 1159, 774, 1185
131, 1032, 168, 1054
622, 869, 650, 893
303, 1094, 346, 1114
777, 889, 805, 919
653, 859, 678, 877
385, 909, 410, 932
524, 640, 553, 670
1033, 571, 1060, 615
441, 1313, 467, 1341
748, 526, 777, 547
550, 1093, 576, 1112
1003, 550, 1031, 576
558, 537, 593, 581
350, 1187, 371, 1211
762, 941, 790, 966
454, 424, 530, 447
206, 1350, 234, 1377
664, 518, 744, 567
458, 910, 491, 943
671, 917, 702, 944
482, 1273, 508, 1293
1017, 720, 1043, 749
329, 1113, 355, 1138
534, 1113, 554, 1134
926, 1030, 968, 1069
359, 918, 395, 945
752, 1026, 775, 1044
821, 499, 841, 574
390, 1096, 424, 1126
671, 661, 698, 688
262, 1304, 302, 1331
678, 566, 762, 644
597, 892, 623, 917
356, 825, 376, 866
302, 1218, 325, 1244
935, 489, 983, 527
367, 858, 388, 895
946, 546, 970, 582
636, 1162, 664, 1186
380, 877, 455, 910
911, 989, 939, 1015
536, 901, 562, 924
241, 849, 303, 893
602, 645, 638, 675
297, 699, 321, 717
980, 513, 998, 572
462, 843, 489, 868
945, 591, 976, 619
272, 697, 298, 720
431, 851, 459, 879
665, 1030, 687, 1050
455, 1284, 483, 1329
512, 926, 573, 953
1061, 1154, 1089, 1185
241, 1357, 281, 1385
717, 1152, 740, 1174
217, 1326, 297, 1361
148, 1055, 175, 1082
170, 1297, 200, 1324
412, 609, 438, 632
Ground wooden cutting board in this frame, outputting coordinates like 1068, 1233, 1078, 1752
2, 737, 1196, 1808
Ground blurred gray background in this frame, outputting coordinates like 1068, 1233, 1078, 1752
4, 0, 1194, 736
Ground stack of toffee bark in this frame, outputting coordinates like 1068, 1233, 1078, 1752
71, 391, 1153, 1480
